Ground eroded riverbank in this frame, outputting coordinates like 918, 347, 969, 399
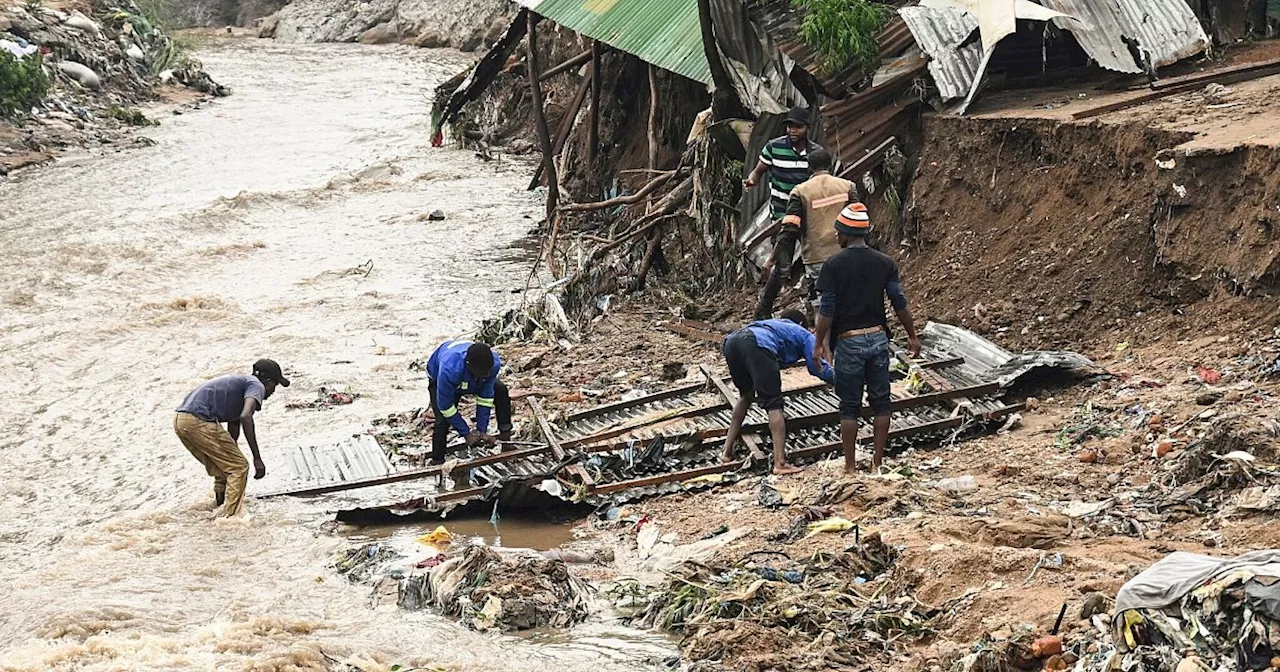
0, 37, 668, 671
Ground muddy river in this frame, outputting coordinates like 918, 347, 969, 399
0, 39, 668, 671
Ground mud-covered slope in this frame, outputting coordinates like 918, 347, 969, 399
898, 115, 1280, 351
264, 0, 512, 50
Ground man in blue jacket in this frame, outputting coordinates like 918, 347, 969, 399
426, 340, 512, 465
720, 309, 834, 475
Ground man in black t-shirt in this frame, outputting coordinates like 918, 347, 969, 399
814, 203, 920, 474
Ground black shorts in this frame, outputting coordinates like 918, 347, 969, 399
722, 330, 784, 411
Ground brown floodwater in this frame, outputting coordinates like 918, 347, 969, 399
0, 38, 670, 671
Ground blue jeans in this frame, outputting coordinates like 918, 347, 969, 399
834, 331, 892, 420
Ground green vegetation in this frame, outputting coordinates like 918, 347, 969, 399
23, 0, 41, 13
789, 0, 892, 76
105, 105, 160, 126
0, 52, 50, 119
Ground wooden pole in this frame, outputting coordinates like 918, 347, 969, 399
528, 65, 593, 190
631, 223, 664, 291
696, 0, 746, 121
525, 12, 560, 275
558, 171, 673, 212
588, 40, 601, 164
648, 64, 659, 173
538, 49, 592, 81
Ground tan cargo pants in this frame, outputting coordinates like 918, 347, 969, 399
174, 412, 249, 517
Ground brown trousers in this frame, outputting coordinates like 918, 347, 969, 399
174, 412, 249, 517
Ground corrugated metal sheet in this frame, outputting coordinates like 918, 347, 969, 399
280, 435, 395, 486
275, 325, 1095, 515
899, 5, 982, 101
746, 0, 915, 99
516, 0, 711, 84
1041, 0, 1210, 74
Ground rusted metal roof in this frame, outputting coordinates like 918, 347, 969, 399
1041, 0, 1209, 74
267, 325, 1095, 516
515, 0, 711, 84
898, 5, 981, 101
745, 0, 915, 99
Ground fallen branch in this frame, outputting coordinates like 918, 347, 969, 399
558, 171, 675, 212
590, 177, 693, 259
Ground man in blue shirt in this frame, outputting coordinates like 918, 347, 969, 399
426, 340, 512, 465
720, 309, 834, 475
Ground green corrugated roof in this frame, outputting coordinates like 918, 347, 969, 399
518, 0, 711, 84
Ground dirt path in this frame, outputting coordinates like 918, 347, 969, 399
0, 38, 664, 672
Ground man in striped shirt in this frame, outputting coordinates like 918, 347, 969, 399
744, 107, 821, 220
744, 108, 826, 319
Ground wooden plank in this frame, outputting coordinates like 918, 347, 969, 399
588, 461, 737, 495
701, 364, 767, 459
529, 397, 594, 485
538, 49, 592, 81
660, 320, 725, 344
564, 381, 704, 423
256, 446, 550, 499
565, 381, 832, 449
1071, 86, 1198, 120
1151, 56, 1280, 90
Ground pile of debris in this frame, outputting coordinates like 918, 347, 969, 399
1101, 550, 1280, 671
1, 0, 227, 172
613, 529, 945, 671
397, 545, 591, 631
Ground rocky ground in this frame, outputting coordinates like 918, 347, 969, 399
0, 0, 226, 175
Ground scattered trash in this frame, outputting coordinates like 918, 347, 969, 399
417, 525, 453, 547
427, 209, 446, 221
1106, 550, 1280, 670
1197, 366, 1222, 384
936, 475, 979, 494
400, 545, 591, 631
285, 386, 360, 410
803, 516, 855, 539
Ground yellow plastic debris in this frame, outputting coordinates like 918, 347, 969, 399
905, 370, 930, 395
417, 525, 453, 546
803, 516, 855, 539
1116, 342, 1130, 352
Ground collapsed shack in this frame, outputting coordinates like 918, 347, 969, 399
422, 0, 1280, 343
335, 542, 592, 632
257, 322, 1097, 520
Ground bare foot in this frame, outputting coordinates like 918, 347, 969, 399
722, 449, 735, 464
773, 463, 803, 476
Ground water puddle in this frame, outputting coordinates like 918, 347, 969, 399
341, 515, 578, 552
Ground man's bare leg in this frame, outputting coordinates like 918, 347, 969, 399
769, 408, 801, 475
721, 395, 753, 462
841, 418, 860, 475
871, 415, 890, 472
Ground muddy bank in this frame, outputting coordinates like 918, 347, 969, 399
0, 0, 227, 174
899, 110, 1280, 353
263, 0, 512, 51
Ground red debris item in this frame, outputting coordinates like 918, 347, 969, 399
1032, 635, 1063, 658
1198, 367, 1222, 384
1154, 440, 1174, 458
414, 555, 445, 569
431, 129, 444, 147
1079, 449, 1099, 464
